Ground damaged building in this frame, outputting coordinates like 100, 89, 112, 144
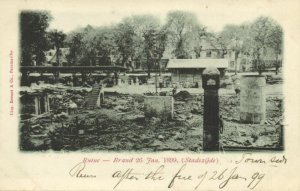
20, 92, 50, 117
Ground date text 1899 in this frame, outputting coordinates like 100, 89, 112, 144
164, 157, 178, 163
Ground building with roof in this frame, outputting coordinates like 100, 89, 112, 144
45, 48, 69, 66
166, 59, 228, 87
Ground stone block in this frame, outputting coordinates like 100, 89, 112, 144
240, 75, 266, 124
144, 96, 174, 119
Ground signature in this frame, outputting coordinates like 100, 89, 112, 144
235, 153, 287, 167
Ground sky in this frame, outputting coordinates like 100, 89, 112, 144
47, 1, 273, 34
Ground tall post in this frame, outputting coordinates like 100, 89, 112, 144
155, 61, 158, 94
279, 125, 283, 149
114, 72, 119, 85
234, 38, 238, 75
81, 72, 87, 84
21, 71, 29, 86
159, 60, 162, 77
53, 71, 60, 83
155, 72, 158, 94
202, 67, 220, 151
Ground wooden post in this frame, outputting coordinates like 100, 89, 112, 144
114, 72, 119, 85
202, 67, 220, 151
53, 72, 60, 83
81, 72, 87, 84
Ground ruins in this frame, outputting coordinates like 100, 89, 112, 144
19, 64, 283, 152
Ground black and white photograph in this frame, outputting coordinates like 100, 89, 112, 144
2, 1, 300, 190
19, 8, 284, 152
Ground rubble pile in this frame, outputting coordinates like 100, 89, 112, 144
266, 96, 283, 119
174, 90, 193, 101
219, 95, 240, 122
219, 95, 283, 148
20, 85, 283, 152
49, 90, 88, 114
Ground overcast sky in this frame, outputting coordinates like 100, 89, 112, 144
47, 1, 273, 34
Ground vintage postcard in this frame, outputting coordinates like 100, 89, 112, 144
0, 0, 300, 190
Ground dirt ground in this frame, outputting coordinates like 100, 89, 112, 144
19, 83, 283, 152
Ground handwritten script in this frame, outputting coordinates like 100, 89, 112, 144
68, 153, 287, 190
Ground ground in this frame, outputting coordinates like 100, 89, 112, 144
20, 79, 283, 152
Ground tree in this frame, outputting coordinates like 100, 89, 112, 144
81, 26, 115, 66
249, 17, 283, 74
80, 25, 98, 66
48, 30, 66, 66
142, 29, 168, 78
266, 22, 283, 74
155, 28, 168, 75
165, 11, 201, 59
93, 27, 116, 65
66, 25, 117, 66
219, 24, 244, 46
113, 15, 161, 71
66, 32, 84, 66
143, 29, 157, 77
218, 18, 283, 74
218, 24, 246, 74
20, 11, 52, 66
114, 22, 136, 68
192, 25, 207, 58
65, 25, 97, 66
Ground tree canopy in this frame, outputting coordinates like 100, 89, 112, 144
21, 10, 283, 74
20, 11, 52, 66
48, 29, 66, 66
166, 11, 204, 59
218, 16, 283, 74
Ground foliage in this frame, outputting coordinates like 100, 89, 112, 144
65, 25, 116, 66
48, 30, 66, 66
20, 11, 52, 66
218, 17, 283, 74
65, 32, 84, 65
250, 17, 283, 74
143, 27, 168, 77
27, 11, 282, 74
114, 21, 136, 68
165, 11, 203, 59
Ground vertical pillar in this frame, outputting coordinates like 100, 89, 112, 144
35, 96, 42, 115
21, 71, 30, 86
202, 67, 220, 151
240, 75, 266, 124
279, 125, 283, 148
100, 93, 104, 105
53, 72, 60, 83
114, 72, 119, 85
34, 97, 39, 115
45, 94, 50, 112
43, 95, 47, 113
118, 78, 122, 86
38, 97, 41, 114
135, 77, 139, 85
81, 72, 87, 84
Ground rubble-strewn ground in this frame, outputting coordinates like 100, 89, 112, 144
20, 81, 283, 152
